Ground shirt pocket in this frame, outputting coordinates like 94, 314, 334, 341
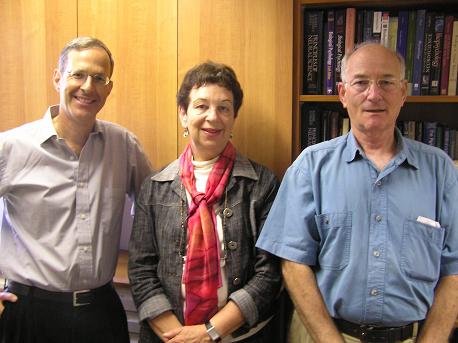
401, 219, 445, 282
315, 212, 352, 270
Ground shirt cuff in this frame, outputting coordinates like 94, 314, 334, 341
138, 293, 173, 322
228, 288, 258, 326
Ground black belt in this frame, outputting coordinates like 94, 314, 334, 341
334, 318, 422, 343
6, 281, 113, 307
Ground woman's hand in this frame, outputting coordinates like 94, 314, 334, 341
163, 324, 211, 343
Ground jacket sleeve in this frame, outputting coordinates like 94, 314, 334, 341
228, 165, 282, 327
128, 177, 174, 322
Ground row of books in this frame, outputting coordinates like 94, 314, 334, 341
303, 8, 458, 96
300, 108, 458, 160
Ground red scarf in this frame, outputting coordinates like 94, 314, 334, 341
179, 142, 236, 325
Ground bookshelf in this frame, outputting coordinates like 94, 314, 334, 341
293, 0, 458, 331
293, 0, 458, 159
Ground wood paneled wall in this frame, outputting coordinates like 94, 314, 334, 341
1, 0, 293, 176
0, 0, 76, 129
178, 0, 293, 177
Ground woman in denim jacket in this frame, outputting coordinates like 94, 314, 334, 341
128, 62, 286, 343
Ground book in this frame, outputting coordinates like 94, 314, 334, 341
303, 11, 325, 94
325, 10, 335, 95
388, 16, 398, 51
429, 14, 445, 95
345, 8, 356, 53
449, 129, 456, 159
423, 121, 437, 146
372, 11, 382, 43
412, 9, 426, 95
396, 11, 409, 60
440, 16, 454, 95
405, 10, 417, 95
329, 111, 341, 139
380, 11, 390, 48
321, 110, 331, 141
341, 117, 350, 136
443, 127, 450, 156
363, 10, 373, 42
415, 121, 423, 142
356, 10, 364, 45
301, 106, 322, 149
334, 9, 346, 92
448, 20, 458, 95
420, 11, 435, 95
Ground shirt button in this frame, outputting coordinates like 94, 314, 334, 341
370, 288, 378, 296
78, 182, 85, 188
69, 156, 75, 161
227, 241, 238, 250
375, 215, 382, 222
80, 214, 86, 220
233, 277, 241, 286
373, 250, 380, 257
223, 208, 233, 218
376, 180, 382, 186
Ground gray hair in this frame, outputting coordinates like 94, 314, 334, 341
340, 42, 405, 83
58, 37, 114, 77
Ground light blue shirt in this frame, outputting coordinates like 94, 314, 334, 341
0, 106, 152, 291
256, 130, 458, 326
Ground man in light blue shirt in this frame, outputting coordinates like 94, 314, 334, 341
256, 43, 458, 343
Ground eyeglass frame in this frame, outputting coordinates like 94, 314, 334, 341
343, 78, 405, 93
65, 70, 111, 87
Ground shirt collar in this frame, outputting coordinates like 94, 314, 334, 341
36, 105, 103, 145
151, 151, 258, 182
343, 128, 418, 169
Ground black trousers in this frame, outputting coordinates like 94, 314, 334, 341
0, 284, 129, 343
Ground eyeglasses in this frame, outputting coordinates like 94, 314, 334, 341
345, 78, 402, 93
66, 70, 111, 86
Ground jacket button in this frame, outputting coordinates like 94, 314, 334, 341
233, 277, 241, 286
227, 241, 238, 250
223, 208, 233, 217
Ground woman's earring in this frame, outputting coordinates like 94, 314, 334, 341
183, 128, 189, 138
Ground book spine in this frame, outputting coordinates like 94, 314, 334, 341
448, 21, 458, 95
326, 11, 335, 95
380, 12, 390, 48
321, 110, 331, 142
363, 10, 373, 42
396, 11, 409, 60
388, 16, 398, 51
420, 12, 435, 95
429, 14, 445, 95
412, 9, 426, 95
303, 11, 324, 95
356, 10, 364, 45
450, 129, 457, 159
440, 16, 454, 95
405, 10, 417, 95
415, 121, 423, 142
301, 106, 322, 149
372, 11, 382, 43
334, 9, 346, 92
443, 127, 450, 156
329, 111, 340, 139
345, 8, 356, 54
423, 122, 437, 146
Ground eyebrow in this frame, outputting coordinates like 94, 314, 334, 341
351, 73, 398, 79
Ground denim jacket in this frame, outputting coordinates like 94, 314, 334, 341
128, 152, 282, 342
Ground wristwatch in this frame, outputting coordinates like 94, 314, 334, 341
205, 321, 222, 342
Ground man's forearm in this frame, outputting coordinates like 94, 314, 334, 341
417, 275, 458, 343
282, 260, 344, 343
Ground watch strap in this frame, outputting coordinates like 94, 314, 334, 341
205, 321, 222, 342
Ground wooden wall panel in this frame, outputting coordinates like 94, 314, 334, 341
77, 0, 178, 169
177, 0, 293, 177
0, 0, 76, 131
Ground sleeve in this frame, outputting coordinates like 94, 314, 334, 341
228, 166, 282, 326
126, 132, 153, 199
127, 178, 174, 322
439, 160, 458, 276
255, 158, 320, 266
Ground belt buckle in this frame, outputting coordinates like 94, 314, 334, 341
73, 289, 91, 307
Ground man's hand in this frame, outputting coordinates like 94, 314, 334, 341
0, 290, 18, 315
163, 324, 211, 343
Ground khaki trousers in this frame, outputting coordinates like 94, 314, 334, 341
288, 310, 416, 343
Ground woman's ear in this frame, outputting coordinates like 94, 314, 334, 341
179, 106, 188, 128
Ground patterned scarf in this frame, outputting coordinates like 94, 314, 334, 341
179, 142, 236, 325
